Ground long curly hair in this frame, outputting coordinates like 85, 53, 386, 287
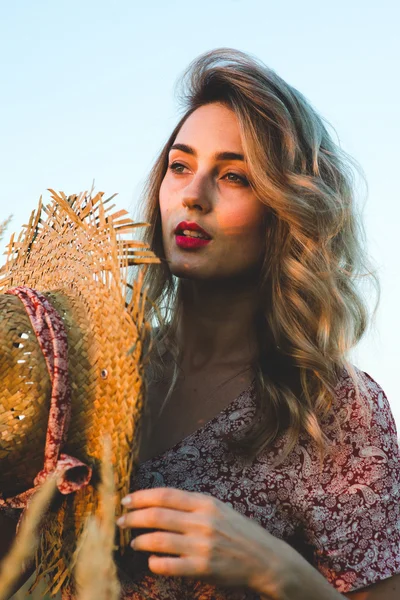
137, 48, 379, 463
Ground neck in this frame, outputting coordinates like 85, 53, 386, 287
175, 275, 261, 372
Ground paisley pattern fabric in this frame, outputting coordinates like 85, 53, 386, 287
121, 368, 400, 598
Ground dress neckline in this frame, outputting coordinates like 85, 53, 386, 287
139, 378, 255, 467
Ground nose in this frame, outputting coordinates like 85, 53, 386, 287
181, 171, 213, 213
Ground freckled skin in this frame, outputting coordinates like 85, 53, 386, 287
159, 102, 266, 282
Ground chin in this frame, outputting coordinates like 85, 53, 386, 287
164, 246, 208, 279
168, 263, 212, 280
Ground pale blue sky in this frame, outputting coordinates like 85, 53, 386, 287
1, 1, 399, 425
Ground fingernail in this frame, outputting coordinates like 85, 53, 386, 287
116, 516, 125, 526
121, 496, 131, 506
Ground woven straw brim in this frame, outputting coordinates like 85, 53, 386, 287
0, 190, 159, 594
0, 293, 51, 495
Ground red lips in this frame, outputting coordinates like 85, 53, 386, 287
174, 221, 212, 250
174, 221, 211, 239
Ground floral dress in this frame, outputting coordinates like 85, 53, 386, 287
118, 368, 400, 599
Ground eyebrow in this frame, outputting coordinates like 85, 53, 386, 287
169, 143, 245, 162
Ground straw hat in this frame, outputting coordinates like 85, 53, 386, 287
0, 190, 159, 594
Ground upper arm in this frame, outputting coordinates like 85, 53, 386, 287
301, 369, 400, 594
345, 573, 400, 599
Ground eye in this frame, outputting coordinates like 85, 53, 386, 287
169, 162, 188, 174
223, 172, 249, 186
169, 162, 249, 186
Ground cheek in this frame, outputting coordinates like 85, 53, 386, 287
216, 202, 265, 241
158, 179, 169, 220
159, 183, 175, 244
159, 178, 182, 233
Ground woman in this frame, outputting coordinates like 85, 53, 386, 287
1, 47, 397, 600
114, 48, 400, 599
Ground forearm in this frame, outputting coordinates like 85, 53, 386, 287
249, 538, 345, 600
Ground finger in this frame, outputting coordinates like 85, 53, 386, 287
122, 488, 216, 513
148, 554, 209, 578
120, 507, 193, 533
132, 531, 191, 556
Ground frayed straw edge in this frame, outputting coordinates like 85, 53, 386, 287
0, 477, 57, 600
75, 436, 120, 600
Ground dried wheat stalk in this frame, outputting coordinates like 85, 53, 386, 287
0, 478, 57, 600
75, 437, 120, 600
0, 217, 11, 243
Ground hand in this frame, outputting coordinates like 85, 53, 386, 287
116, 487, 286, 593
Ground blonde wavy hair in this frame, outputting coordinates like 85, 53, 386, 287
137, 48, 379, 463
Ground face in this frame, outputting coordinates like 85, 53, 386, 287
159, 102, 266, 282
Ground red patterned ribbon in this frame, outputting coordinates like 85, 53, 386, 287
0, 286, 92, 509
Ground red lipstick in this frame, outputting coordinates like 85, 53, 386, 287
174, 221, 212, 250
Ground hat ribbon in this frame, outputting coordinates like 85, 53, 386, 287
0, 286, 92, 510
